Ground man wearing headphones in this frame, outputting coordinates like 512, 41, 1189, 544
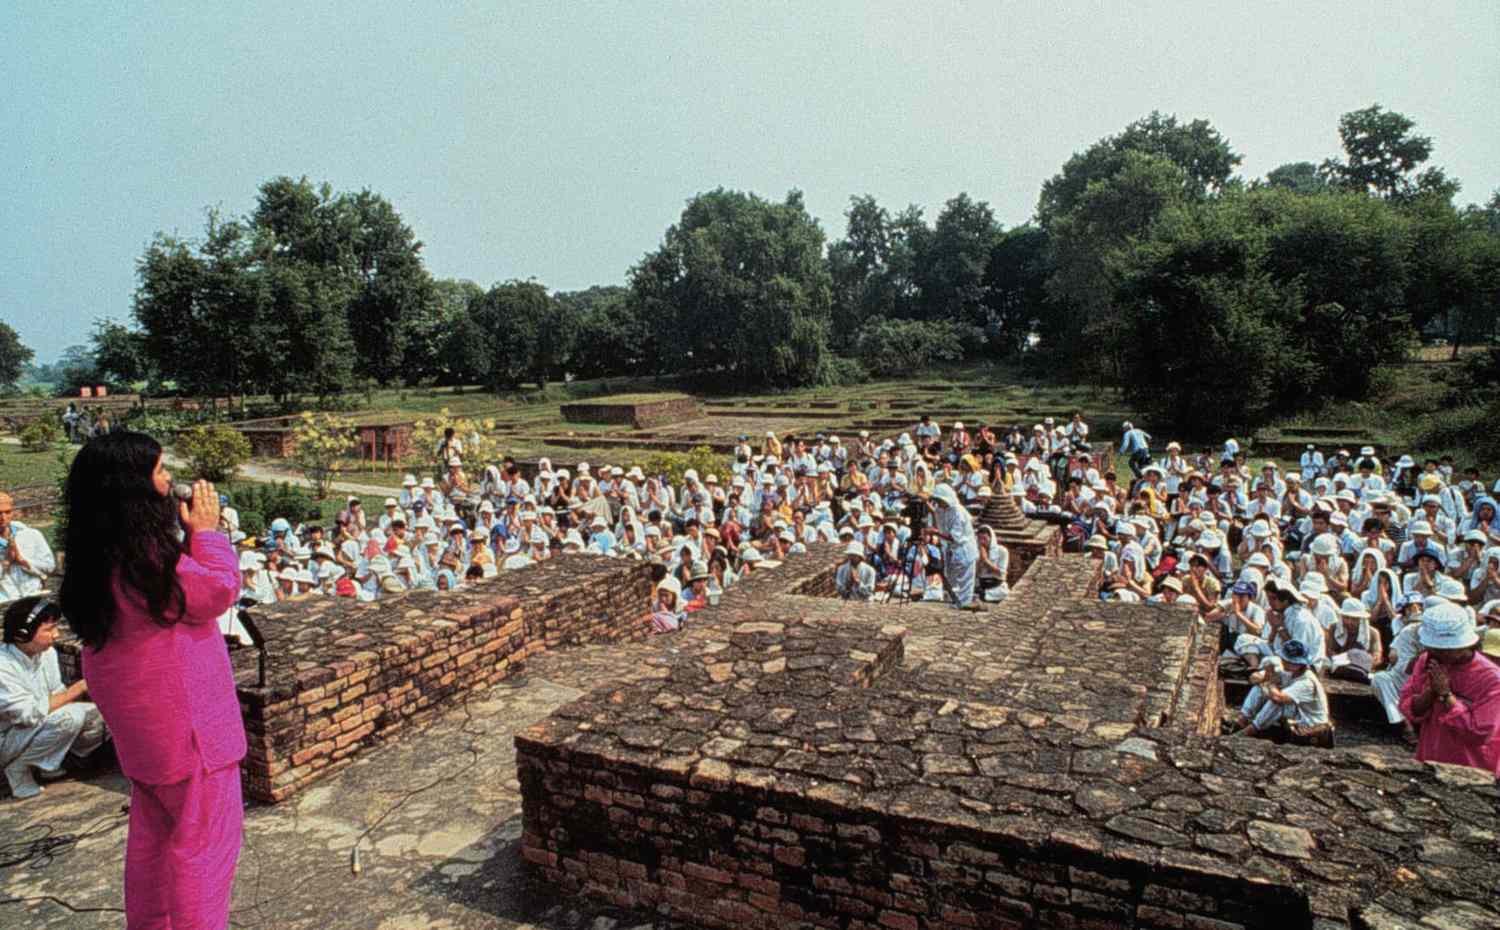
0, 595, 108, 799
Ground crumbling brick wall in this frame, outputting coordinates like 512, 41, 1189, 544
515, 552, 1500, 929
234, 554, 654, 801
560, 396, 700, 429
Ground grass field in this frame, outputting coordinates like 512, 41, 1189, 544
11, 348, 1492, 489
0, 442, 74, 489
209, 353, 1496, 479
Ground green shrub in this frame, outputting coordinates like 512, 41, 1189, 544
817, 355, 869, 387
228, 482, 321, 527
177, 425, 251, 482
120, 408, 194, 444
1365, 365, 1402, 402
237, 510, 266, 538
19, 419, 61, 452
1408, 403, 1500, 467
853, 319, 965, 377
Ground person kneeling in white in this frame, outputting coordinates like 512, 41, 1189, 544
0, 596, 108, 799
835, 543, 876, 601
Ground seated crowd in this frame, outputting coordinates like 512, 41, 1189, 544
224, 416, 1049, 626
1078, 430, 1500, 773
2, 415, 1498, 797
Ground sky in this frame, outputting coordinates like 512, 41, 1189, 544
3, 1, 1497, 362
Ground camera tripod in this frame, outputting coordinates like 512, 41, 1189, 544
881, 534, 959, 607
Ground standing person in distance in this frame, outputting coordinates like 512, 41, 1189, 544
59, 432, 245, 930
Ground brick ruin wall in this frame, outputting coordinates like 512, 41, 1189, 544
234, 553, 654, 802
560, 396, 701, 429
516, 553, 1500, 929
58, 553, 655, 803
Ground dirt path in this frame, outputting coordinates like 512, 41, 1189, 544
159, 450, 404, 497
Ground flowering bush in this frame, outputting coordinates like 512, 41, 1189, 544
290, 412, 358, 499
410, 408, 504, 477
176, 425, 251, 482
639, 446, 731, 488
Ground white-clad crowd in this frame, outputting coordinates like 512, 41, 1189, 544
1070, 429, 1500, 764
213, 418, 1052, 634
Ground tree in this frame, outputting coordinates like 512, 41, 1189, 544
827, 195, 897, 347
440, 310, 491, 388
1319, 105, 1458, 202
1038, 111, 1241, 226
1036, 114, 1240, 379
290, 413, 358, 499
853, 318, 966, 377
340, 190, 434, 384
1042, 151, 1195, 378
90, 320, 152, 387
1118, 199, 1316, 429
53, 344, 100, 395
468, 280, 554, 389
134, 234, 211, 393
629, 188, 833, 388
559, 286, 650, 378
982, 225, 1051, 355
1263, 162, 1327, 195
0, 322, 33, 389
133, 177, 432, 401
250, 178, 433, 385
410, 278, 482, 384
914, 193, 1003, 334
1259, 190, 1412, 399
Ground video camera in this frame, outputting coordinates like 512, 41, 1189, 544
901, 495, 929, 537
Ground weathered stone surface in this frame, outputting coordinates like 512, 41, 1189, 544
1247, 820, 1317, 860
514, 552, 1500, 930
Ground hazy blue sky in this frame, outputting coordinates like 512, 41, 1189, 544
4, 1, 1497, 361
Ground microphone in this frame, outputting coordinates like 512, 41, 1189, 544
172, 482, 196, 503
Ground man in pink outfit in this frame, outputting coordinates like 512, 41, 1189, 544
1399, 602, 1500, 778
59, 433, 246, 929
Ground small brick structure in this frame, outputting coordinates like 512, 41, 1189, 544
976, 491, 1064, 584
517, 552, 1500, 929
58, 553, 656, 803
206, 416, 414, 462
560, 395, 701, 429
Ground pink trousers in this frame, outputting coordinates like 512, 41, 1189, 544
124, 762, 243, 930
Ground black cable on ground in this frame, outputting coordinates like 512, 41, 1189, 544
0, 811, 130, 918
0, 811, 127, 871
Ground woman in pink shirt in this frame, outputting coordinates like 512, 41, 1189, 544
59, 432, 244, 929
1398, 603, 1500, 778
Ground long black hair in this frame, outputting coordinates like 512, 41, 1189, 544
59, 431, 185, 649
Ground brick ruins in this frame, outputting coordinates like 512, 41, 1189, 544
560, 395, 702, 429
515, 546, 1500, 929
57, 554, 654, 803
50, 523, 1500, 926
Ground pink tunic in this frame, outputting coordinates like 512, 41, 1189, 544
83, 530, 246, 784
1398, 651, 1500, 777
83, 530, 246, 928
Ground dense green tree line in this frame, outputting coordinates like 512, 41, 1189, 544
12, 104, 1493, 433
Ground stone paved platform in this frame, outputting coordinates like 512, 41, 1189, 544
518, 555, 1500, 929
0, 639, 702, 930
